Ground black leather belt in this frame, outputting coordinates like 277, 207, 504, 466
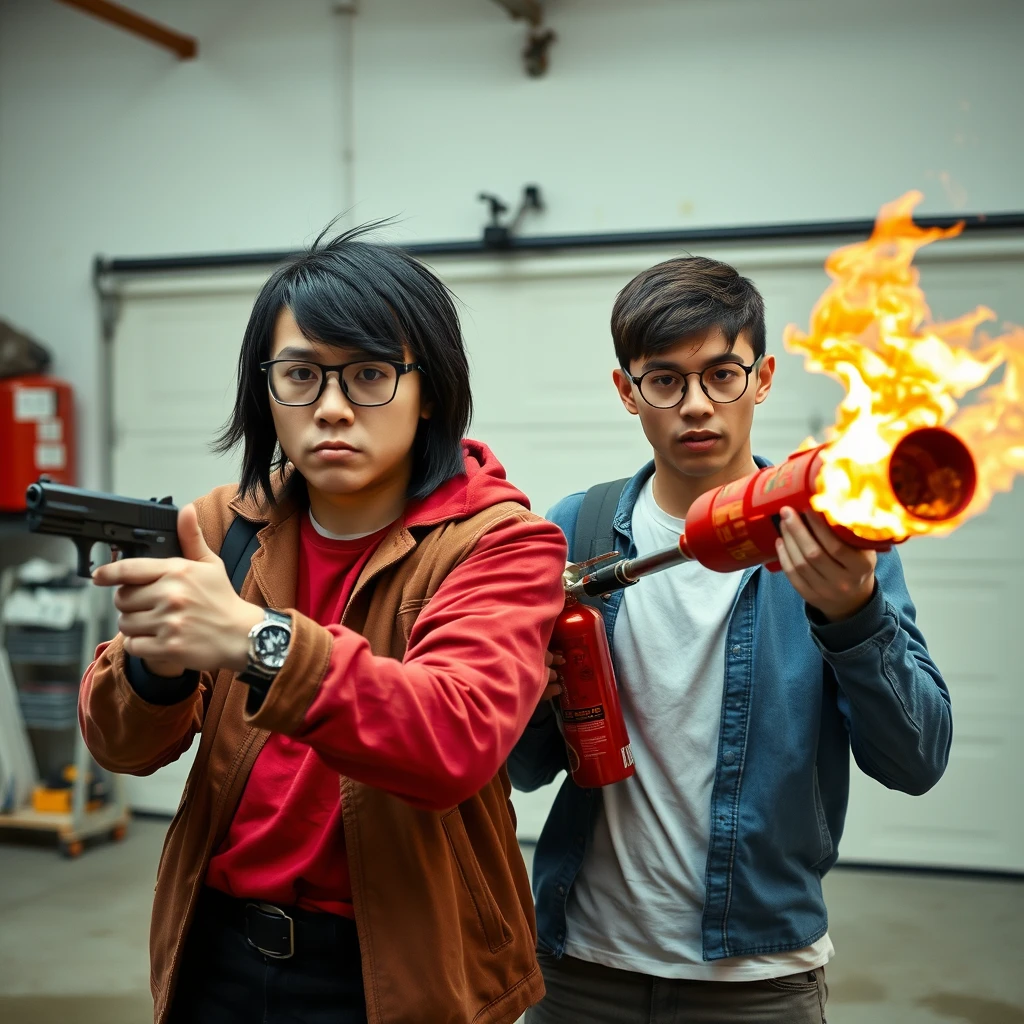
199, 887, 353, 961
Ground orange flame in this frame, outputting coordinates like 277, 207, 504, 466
783, 191, 1024, 542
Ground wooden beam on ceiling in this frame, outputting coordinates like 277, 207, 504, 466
54, 0, 197, 60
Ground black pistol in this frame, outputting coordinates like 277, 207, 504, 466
25, 480, 183, 577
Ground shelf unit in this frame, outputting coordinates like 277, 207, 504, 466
0, 563, 129, 857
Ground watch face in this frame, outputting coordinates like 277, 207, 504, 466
254, 624, 290, 670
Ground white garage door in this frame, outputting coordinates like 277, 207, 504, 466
109, 234, 1024, 872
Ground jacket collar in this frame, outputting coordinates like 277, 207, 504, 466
226, 473, 418, 612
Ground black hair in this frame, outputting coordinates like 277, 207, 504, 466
214, 221, 472, 505
611, 256, 766, 368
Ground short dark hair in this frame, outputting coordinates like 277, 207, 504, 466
611, 256, 766, 368
215, 223, 472, 505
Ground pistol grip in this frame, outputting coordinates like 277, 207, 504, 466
75, 541, 94, 578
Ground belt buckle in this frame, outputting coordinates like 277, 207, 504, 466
245, 901, 295, 960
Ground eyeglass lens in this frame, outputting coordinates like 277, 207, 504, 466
268, 361, 400, 407
638, 364, 751, 407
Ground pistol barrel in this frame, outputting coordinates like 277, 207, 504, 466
24, 480, 182, 576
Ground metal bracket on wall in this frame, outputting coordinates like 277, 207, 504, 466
477, 185, 544, 249
490, 0, 556, 77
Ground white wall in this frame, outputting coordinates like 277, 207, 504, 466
0, 0, 349, 488
355, 0, 1024, 237
1, 0, 1023, 485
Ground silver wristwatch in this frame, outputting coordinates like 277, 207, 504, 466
237, 609, 292, 687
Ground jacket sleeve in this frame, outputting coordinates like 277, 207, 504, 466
79, 635, 210, 776
808, 549, 952, 795
244, 513, 568, 811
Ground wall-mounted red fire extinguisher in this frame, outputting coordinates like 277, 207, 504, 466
550, 562, 635, 789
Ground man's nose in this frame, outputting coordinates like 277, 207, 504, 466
314, 372, 355, 423
678, 376, 715, 417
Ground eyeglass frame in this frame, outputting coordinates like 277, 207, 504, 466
259, 358, 424, 408
625, 355, 764, 409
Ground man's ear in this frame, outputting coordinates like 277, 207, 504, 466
419, 384, 434, 421
612, 368, 640, 416
753, 354, 775, 406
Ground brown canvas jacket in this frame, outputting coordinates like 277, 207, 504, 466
79, 482, 556, 1024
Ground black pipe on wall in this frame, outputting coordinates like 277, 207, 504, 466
93, 211, 1024, 280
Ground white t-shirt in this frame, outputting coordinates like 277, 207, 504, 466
564, 476, 834, 981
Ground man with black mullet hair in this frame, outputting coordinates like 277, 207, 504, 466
81, 223, 567, 1024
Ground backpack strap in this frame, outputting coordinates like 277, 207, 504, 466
572, 478, 629, 566
219, 516, 262, 596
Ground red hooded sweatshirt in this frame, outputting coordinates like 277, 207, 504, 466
204, 440, 567, 916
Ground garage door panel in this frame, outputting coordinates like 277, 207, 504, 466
462, 282, 642, 425
899, 489, 1024, 568
471, 421, 653, 519
114, 294, 245, 433
114, 434, 241, 511
109, 240, 1024, 872
842, 709, 1023, 871
918, 259, 1024, 327
460, 262, 845, 438
900, 571, 1016, 675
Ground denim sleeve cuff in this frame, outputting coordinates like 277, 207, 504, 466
807, 580, 887, 653
125, 654, 200, 706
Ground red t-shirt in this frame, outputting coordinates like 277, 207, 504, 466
205, 513, 388, 917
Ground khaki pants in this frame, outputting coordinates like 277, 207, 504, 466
527, 952, 828, 1024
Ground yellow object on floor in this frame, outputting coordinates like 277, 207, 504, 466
31, 787, 102, 815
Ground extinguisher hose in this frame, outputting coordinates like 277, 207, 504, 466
571, 539, 692, 598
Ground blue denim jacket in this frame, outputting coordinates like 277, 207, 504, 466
508, 459, 952, 961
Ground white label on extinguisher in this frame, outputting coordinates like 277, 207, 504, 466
37, 419, 63, 442
35, 443, 66, 470
14, 387, 56, 422
622, 744, 634, 769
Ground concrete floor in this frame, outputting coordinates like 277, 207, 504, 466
0, 818, 1022, 1024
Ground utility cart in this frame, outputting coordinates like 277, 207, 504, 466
0, 561, 128, 857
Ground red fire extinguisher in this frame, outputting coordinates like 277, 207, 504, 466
551, 568, 635, 789
0, 374, 76, 511
571, 426, 978, 600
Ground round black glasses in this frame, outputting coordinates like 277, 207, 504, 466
628, 357, 763, 408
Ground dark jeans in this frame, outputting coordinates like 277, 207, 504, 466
169, 888, 367, 1024
527, 951, 828, 1024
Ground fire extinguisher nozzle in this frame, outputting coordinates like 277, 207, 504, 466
888, 427, 977, 522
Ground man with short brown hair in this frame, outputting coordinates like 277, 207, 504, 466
512, 256, 951, 1023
